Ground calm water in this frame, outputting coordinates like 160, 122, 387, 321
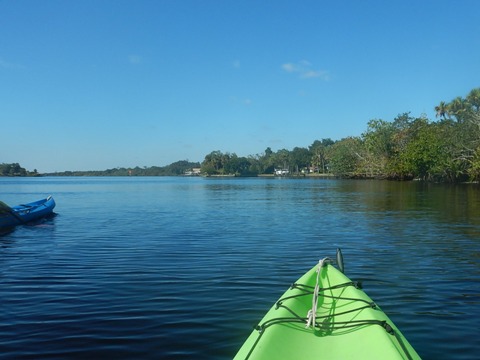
0, 177, 479, 359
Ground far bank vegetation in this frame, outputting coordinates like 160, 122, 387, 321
201, 88, 480, 183
4, 88, 480, 183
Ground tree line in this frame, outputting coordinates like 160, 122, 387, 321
201, 88, 480, 182
0, 163, 38, 177
42, 160, 201, 177
3, 88, 479, 182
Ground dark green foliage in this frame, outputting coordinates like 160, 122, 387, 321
198, 88, 480, 182
6, 88, 480, 182
0, 163, 28, 176
43, 161, 201, 177
327, 137, 363, 177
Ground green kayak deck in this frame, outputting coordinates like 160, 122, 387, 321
234, 258, 420, 359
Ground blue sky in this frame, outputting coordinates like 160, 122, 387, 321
1, 0, 479, 173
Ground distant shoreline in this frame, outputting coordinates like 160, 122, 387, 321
258, 173, 335, 178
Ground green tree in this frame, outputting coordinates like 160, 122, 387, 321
201, 150, 225, 175
398, 119, 463, 181
362, 119, 396, 177
437, 88, 480, 181
250, 147, 275, 174
309, 139, 333, 173
328, 137, 364, 177
469, 146, 480, 181
289, 147, 311, 173
264, 147, 273, 157
465, 88, 480, 133
0, 163, 27, 176
388, 113, 418, 179
273, 149, 291, 171
225, 155, 254, 176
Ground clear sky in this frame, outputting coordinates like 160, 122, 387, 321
1, 0, 479, 173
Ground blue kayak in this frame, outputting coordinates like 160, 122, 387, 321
0, 196, 56, 229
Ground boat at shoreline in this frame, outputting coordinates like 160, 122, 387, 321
274, 168, 289, 176
0, 196, 56, 230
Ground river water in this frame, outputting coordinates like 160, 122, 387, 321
0, 177, 479, 359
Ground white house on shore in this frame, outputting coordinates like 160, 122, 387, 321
274, 168, 289, 176
184, 168, 202, 176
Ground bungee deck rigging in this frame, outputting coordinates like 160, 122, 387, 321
234, 250, 420, 360
251, 281, 414, 360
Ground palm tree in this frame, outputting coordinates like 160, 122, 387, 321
467, 88, 480, 112
448, 97, 468, 122
435, 101, 449, 119
466, 88, 480, 132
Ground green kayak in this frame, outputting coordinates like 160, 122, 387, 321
234, 251, 420, 360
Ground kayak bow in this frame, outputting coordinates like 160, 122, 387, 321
234, 251, 420, 359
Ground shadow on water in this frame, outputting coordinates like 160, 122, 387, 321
0, 212, 58, 237
330, 180, 479, 222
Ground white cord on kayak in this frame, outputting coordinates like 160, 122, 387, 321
306, 257, 329, 329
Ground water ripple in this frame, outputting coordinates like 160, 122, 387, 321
0, 177, 479, 359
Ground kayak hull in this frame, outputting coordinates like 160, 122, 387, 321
0, 196, 56, 229
234, 261, 420, 360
